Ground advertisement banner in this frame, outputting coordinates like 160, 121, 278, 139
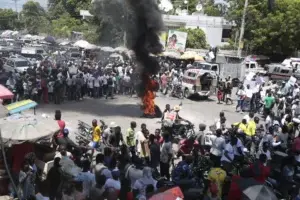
166, 30, 188, 52
159, 32, 167, 50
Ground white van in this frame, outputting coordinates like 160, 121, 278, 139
181, 68, 216, 98
267, 64, 292, 81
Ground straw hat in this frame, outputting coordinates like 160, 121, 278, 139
174, 105, 181, 111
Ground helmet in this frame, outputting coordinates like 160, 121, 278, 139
63, 128, 69, 137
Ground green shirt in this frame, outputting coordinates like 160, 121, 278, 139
264, 96, 275, 109
126, 128, 135, 147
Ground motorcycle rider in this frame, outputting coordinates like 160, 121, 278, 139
171, 73, 181, 95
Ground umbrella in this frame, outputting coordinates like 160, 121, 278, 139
236, 178, 278, 200
73, 40, 90, 48
161, 51, 180, 58
243, 185, 277, 200
44, 36, 56, 43
101, 46, 115, 52
194, 55, 204, 61
149, 187, 184, 200
0, 84, 14, 99
180, 51, 197, 59
114, 46, 128, 52
0, 114, 58, 141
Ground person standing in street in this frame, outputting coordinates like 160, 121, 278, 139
160, 133, 173, 180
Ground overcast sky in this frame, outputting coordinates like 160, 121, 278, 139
1, 0, 48, 11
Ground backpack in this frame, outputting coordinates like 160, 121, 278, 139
107, 77, 113, 85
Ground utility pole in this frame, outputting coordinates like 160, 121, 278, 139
237, 0, 248, 58
12, 0, 20, 20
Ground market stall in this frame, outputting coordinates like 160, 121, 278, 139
0, 114, 58, 195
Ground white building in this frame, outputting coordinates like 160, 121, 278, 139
162, 15, 233, 47
80, 10, 233, 47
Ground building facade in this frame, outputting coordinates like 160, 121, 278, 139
80, 10, 233, 47
162, 15, 233, 47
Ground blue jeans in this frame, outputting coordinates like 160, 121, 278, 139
236, 99, 244, 111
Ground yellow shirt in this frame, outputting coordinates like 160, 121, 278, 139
239, 123, 247, 133
207, 167, 227, 198
92, 126, 102, 142
233, 122, 248, 133
246, 120, 256, 136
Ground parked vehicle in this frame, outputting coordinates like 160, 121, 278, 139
181, 68, 216, 98
3, 57, 31, 72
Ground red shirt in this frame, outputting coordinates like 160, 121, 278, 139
292, 137, 300, 153
228, 175, 242, 200
179, 139, 199, 154
249, 162, 270, 183
57, 120, 65, 138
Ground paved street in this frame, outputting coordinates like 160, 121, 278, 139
35, 94, 242, 139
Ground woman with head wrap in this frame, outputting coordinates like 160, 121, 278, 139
132, 167, 157, 199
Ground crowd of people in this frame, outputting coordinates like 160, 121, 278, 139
9, 79, 300, 200
1, 54, 188, 105
3, 51, 300, 200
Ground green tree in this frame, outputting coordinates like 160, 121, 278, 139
171, 0, 198, 14
0, 9, 19, 30
203, 0, 223, 16
48, 0, 91, 19
21, 1, 49, 34
178, 27, 207, 49
51, 14, 85, 38
90, 0, 126, 46
227, 0, 300, 55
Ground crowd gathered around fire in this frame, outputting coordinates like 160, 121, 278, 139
3, 50, 300, 200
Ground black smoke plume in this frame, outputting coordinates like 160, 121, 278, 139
125, 0, 164, 96
92, 0, 164, 97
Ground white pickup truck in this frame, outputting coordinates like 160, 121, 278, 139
192, 60, 267, 85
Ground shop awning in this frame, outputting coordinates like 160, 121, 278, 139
5, 99, 37, 115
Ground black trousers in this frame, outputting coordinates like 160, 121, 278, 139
160, 161, 170, 180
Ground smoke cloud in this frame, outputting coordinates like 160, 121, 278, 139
125, 0, 165, 96
92, 0, 165, 97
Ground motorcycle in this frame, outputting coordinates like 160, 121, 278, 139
75, 120, 107, 145
171, 85, 184, 99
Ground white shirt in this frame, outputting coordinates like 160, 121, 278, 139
102, 75, 108, 85
6, 78, 15, 88
172, 77, 179, 85
136, 131, 147, 155
123, 75, 130, 83
94, 76, 101, 87
293, 88, 300, 98
54, 151, 72, 159
83, 73, 89, 84
88, 76, 94, 88
210, 136, 225, 156
221, 143, 234, 163
233, 139, 244, 156
105, 178, 121, 190
245, 88, 253, 99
